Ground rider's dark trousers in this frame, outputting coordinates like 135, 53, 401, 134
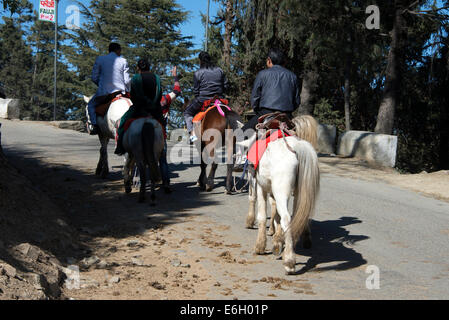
183, 98, 204, 133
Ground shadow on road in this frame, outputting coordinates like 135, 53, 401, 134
293, 216, 369, 275
3, 146, 220, 264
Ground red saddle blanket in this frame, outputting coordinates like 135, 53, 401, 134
192, 98, 229, 123
247, 130, 290, 169
122, 117, 167, 140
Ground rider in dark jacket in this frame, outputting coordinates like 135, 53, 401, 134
241, 48, 300, 132
184, 52, 229, 143
234, 48, 301, 171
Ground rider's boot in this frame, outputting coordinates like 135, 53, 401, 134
114, 134, 126, 155
89, 124, 100, 136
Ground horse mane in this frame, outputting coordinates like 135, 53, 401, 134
292, 115, 318, 151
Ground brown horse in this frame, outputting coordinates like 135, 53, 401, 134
188, 98, 243, 194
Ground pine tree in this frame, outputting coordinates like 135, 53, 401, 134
63, 0, 196, 122
0, 14, 33, 117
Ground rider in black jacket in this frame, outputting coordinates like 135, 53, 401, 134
241, 48, 300, 132
184, 52, 229, 143
234, 48, 301, 171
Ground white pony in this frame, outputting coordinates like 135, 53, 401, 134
84, 95, 132, 178
245, 115, 320, 274
122, 118, 165, 204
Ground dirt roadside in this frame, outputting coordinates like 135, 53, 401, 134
319, 156, 449, 203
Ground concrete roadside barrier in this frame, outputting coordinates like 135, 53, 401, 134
0, 98, 21, 119
50, 121, 86, 133
337, 130, 398, 167
317, 124, 336, 155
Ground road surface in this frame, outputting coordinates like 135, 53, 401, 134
1, 119, 448, 299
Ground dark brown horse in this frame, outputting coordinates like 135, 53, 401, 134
188, 98, 243, 194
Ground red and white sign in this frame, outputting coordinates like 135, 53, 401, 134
39, 0, 56, 23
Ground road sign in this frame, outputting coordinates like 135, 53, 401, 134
39, 0, 56, 23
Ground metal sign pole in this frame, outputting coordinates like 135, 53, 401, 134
53, 0, 58, 121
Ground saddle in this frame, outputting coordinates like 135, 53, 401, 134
256, 112, 295, 133
246, 112, 297, 169
95, 91, 130, 117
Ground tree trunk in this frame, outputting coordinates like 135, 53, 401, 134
298, 42, 319, 116
375, 1, 405, 134
222, 0, 234, 69
298, 70, 318, 115
440, 48, 449, 169
344, 32, 353, 131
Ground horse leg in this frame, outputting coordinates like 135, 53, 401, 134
97, 135, 110, 179
206, 163, 218, 192
225, 163, 233, 195
123, 153, 135, 194
197, 143, 207, 190
197, 158, 207, 191
246, 174, 257, 229
137, 162, 146, 203
274, 193, 296, 274
268, 195, 277, 236
255, 184, 268, 255
96, 134, 105, 176
150, 180, 156, 206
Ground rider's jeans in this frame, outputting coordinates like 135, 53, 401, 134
183, 98, 203, 133
87, 93, 98, 125
159, 141, 170, 186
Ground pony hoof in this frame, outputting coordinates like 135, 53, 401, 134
125, 187, 132, 194
272, 243, 284, 257
268, 229, 275, 236
254, 244, 266, 255
206, 185, 213, 192
284, 260, 296, 275
225, 189, 232, 195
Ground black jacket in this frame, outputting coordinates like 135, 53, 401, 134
251, 65, 300, 112
193, 66, 229, 102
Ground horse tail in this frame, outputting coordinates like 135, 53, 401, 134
292, 115, 318, 151
142, 122, 161, 182
290, 140, 320, 244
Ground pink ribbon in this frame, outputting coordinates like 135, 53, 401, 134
214, 99, 231, 117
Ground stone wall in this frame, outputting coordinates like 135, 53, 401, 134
337, 131, 398, 167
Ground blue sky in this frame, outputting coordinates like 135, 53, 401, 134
19, 0, 219, 49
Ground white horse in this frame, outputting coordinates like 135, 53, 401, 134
245, 115, 320, 274
122, 118, 165, 204
84, 95, 132, 178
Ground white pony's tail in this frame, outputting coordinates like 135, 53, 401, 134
290, 140, 320, 244
293, 115, 318, 151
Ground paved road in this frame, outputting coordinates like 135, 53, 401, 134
1, 119, 448, 299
